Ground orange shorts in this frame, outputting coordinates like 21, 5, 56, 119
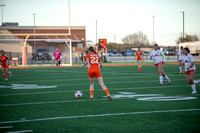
88, 69, 102, 78
137, 58, 142, 61
1, 63, 9, 68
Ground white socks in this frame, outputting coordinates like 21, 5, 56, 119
191, 84, 197, 93
179, 66, 182, 71
164, 75, 169, 80
194, 80, 200, 84
159, 76, 163, 84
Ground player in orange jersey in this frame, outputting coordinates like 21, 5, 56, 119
81, 46, 113, 100
0, 50, 12, 81
135, 47, 144, 72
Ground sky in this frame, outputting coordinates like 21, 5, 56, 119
1, 0, 200, 46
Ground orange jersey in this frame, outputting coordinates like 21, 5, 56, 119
136, 51, 143, 60
85, 53, 102, 78
0, 55, 9, 68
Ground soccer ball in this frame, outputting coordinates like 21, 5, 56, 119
75, 91, 82, 98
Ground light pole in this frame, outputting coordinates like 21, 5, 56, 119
152, 16, 155, 43
0, 4, 6, 25
33, 13, 36, 54
181, 11, 184, 42
95, 19, 97, 45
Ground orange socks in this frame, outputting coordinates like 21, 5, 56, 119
90, 90, 94, 98
3, 73, 7, 79
138, 66, 142, 72
104, 88, 110, 96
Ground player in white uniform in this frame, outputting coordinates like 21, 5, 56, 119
177, 46, 184, 73
182, 47, 200, 94
150, 44, 171, 86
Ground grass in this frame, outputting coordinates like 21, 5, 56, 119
0, 64, 200, 133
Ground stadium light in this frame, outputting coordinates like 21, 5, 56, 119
152, 16, 155, 43
0, 4, 5, 25
95, 19, 97, 45
181, 11, 184, 42
33, 13, 36, 54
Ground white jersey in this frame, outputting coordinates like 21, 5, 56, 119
150, 49, 165, 64
177, 50, 184, 60
182, 54, 196, 72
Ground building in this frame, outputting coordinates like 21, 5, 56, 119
0, 24, 86, 61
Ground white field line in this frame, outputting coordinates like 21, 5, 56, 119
0, 79, 187, 87
57, 79, 187, 86
6, 130, 33, 133
0, 126, 13, 129
2, 74, 191, 84
0, 85, 192, 107
0, 85, 190, 96
3, 69, 192, 78
0, 99, 105, 107
0, 76, 157, 83
0, 109, 199, 124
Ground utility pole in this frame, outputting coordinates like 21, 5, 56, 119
0, 4, 6, 25
152, 16, 155, 43
181, 11, 184, 42
95, 19, 97, 45
33, 13, 36, 54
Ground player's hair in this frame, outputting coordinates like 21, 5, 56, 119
180, 46, 183, 48
184, 47, 190, 53
154, 44, 158, 47
88, 46, 97, 54
1, 50, 5, 55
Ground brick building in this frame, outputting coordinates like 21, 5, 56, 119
0, 25, 86, 61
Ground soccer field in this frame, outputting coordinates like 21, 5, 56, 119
0, 65, 200, 133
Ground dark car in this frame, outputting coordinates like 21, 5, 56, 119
36, 48, 52, 60
124, 50, 136, 56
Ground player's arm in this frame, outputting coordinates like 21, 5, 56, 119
99, 60, 103, 68
181, 60, 185, 71
142, 53, 144, 62
187, 56, 195, 71
161, 52, 166, 63
81, 58, 89, 67
149, 52, 152, 60
177, 55, 179, 62
187, 62, 194, 71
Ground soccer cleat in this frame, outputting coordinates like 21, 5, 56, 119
158, 83, 163, 86
5, 78, 8, 81
90, 96, 93, 100
191, 91, 197, 94
107, 95, 113, 100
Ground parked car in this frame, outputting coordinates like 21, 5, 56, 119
124, 50, 136, 56
163, 49, 175, 55
36, 48, 52, 60
142, 51, 150, 56
108, 51, 122, 56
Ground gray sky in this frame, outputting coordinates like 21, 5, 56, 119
1, 0, 200, 46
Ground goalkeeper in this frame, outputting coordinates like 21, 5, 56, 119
53, 48, 62, 67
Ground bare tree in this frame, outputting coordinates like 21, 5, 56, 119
122, 31, 150, 47
176, 34, 198, 44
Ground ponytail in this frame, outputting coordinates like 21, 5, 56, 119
88, 46, 98, 54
